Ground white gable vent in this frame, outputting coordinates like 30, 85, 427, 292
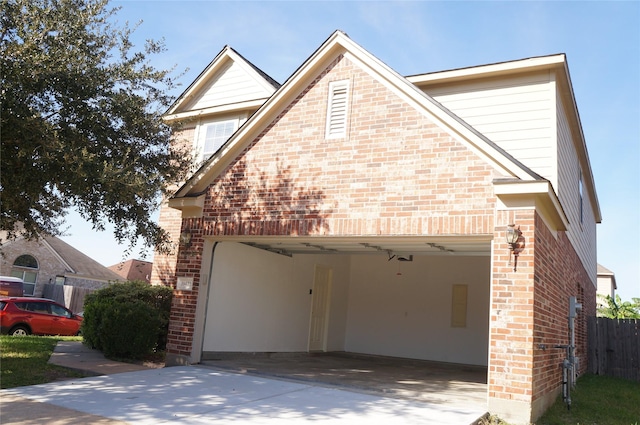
325, 80, 349, 139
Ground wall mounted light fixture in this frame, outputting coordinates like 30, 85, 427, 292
506, 224, 523, 271
179, 228, 192, 248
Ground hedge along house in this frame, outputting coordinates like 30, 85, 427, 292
152, 31, 600, 424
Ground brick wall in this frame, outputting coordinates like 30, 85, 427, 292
530, 213, 595, 418
490, 209, 537, 406
488, 209, 596, 423
152, 126, 196, 288
165, 54, 500, 358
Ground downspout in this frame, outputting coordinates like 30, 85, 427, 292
199, 241, 219, 360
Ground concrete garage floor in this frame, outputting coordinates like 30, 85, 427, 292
201, 352, 487, 412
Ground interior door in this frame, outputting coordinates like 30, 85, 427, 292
308, 265, 332, 352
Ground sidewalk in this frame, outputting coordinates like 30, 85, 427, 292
1, 341, 154, 425
48, 341, 155, 375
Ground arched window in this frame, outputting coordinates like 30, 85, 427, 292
11, 254, 38, 296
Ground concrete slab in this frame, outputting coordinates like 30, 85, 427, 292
203, 352, 487, 409
1, 366, 487, 424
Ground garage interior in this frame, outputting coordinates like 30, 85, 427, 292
198, 238, 491, 409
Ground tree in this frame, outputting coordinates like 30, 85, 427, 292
597, 294, 640, 319
0, 0, 191, 252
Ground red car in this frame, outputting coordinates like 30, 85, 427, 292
0, 297, 83, 336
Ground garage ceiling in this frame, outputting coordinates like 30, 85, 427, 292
233, 236, 493, 257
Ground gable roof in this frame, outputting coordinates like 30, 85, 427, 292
165, 46, 280, 122
168, 31, 575, 230
43, 237, 122, 282
173, 31, 541, 197
407, 54, 601, 224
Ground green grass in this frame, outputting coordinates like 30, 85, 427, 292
536, 374, 640, 425
482, 373, 640, 425
0, 335, 85, 389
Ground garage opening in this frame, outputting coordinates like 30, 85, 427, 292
199, 238, 490, 406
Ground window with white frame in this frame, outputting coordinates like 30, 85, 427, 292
195, 118, 239, 162
11, 254, 38, 296
325, 80, 350, 139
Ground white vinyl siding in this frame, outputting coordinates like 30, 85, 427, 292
325, 80, 349, 138
186, 60, 274, 111
424, 73, 555, 182
556, 91, 597, 286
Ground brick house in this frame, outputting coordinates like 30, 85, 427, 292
152, 31, 600, 424
0, 233, 121, 297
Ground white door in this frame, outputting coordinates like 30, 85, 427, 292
308, 265, 332, 352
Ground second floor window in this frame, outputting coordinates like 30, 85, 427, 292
196, 119, 238, 162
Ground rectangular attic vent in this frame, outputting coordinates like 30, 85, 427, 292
325, 80, 349, 139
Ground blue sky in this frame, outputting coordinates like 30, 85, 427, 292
61, 0, 640, 301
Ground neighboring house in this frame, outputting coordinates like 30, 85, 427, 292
0, 233, 122, 297
152, 31, 600, 425
108, 259, 153, 283
596, 263, 616, 308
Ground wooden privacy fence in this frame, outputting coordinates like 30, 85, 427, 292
588, 316, 640, 381
42, 284, 94, 314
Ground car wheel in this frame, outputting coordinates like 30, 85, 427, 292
9, 326, 30, 336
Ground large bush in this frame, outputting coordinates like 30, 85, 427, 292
82, 281, 172, 359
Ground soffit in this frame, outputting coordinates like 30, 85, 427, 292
214, 236, 492, 257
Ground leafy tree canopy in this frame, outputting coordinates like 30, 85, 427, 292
597, 294, 640, 319
1, 0, 190, 252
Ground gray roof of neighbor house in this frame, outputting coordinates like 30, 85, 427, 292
44, 236, 122, 282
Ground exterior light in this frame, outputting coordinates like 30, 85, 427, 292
506, 224, 523, 271
179, 229, 192, 247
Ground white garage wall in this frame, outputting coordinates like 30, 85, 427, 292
345, 255, 490, 366
203, 242, 351, 352
203, 243, 490, 365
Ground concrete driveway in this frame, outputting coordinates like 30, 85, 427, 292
1, 366, 486, 424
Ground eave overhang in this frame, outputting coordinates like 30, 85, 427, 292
163, 99, 268, 123
172, 31, 542, 202
493, 179, 569, 231
168, 193, 206, 218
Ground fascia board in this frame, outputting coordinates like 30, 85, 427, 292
341, 42, 539, 181
166, 47, 277, 117
225, 48, 281, 94
163, 99, 268, 122
175, 30, 538, 197
166, 46, 232, 116
406, 54, 566, 85
175, 32, 350, 197
494, 180, 569, 231
40, 237, 76, 273
168, 194, 206, 218
556, 61, 602, 223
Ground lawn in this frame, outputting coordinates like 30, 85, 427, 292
0, 335, 85, 389
483, 373, 640, 425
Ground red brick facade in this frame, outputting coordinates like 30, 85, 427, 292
157, 48, 597, 424
162, 54, 501, 355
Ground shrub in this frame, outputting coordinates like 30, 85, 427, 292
81, 281, 172, 359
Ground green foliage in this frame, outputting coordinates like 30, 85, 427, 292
97, 299, 161, 359
597, 294, 640, 319
537, 374, 640, 425
81, 280, 172, 359
0, 336, 84, 388
0, 0, 191, 251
